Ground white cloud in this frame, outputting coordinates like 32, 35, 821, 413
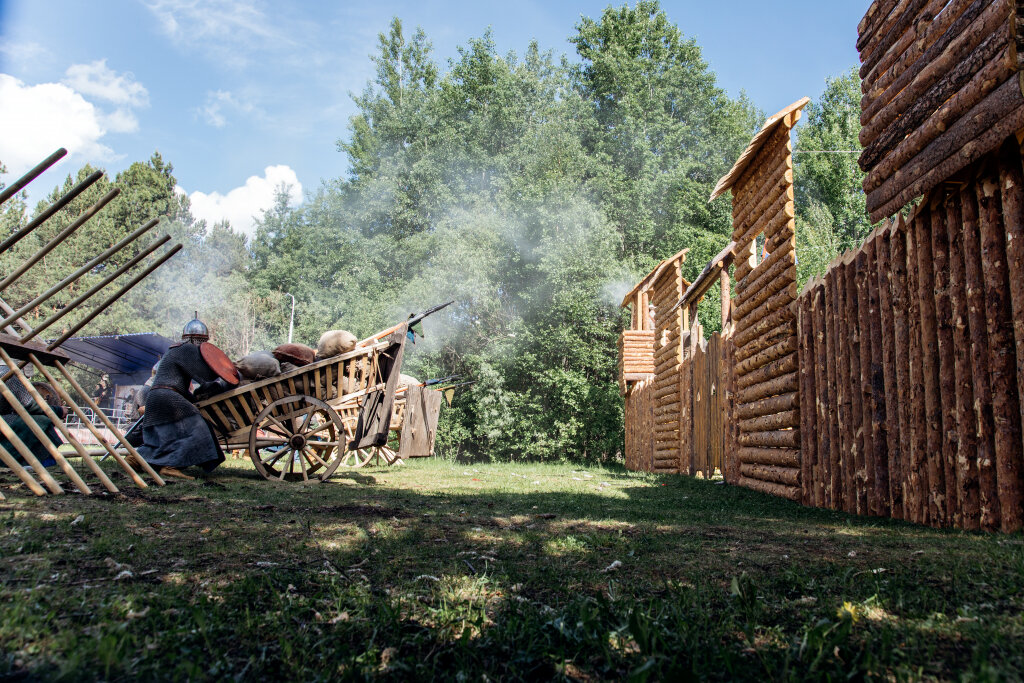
144, 0, 286, 68
184, 165, 303, 239
0, 41, 49, 67
63, 60, 149, 107
0, 74, 116, 176
198, 90, 255, 128
0, 62, 150, 178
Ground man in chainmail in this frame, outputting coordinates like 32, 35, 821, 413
0, 364, 64, 468
125, 316, 225, 480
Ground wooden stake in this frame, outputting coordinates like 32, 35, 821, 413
876, 227, 901, 518
866, 237, 890, 517
945, 190, 980, 529
932, 195, 959, 524
996, 141, 1024, 504
976, 171, 1024, 532
889, 221, 912, 520
799, 288, 817, 506
916, 204, 946, 525
961, 185, 1001, 530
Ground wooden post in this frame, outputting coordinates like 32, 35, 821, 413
916, 202, 945, 525
945, 190, 980, 529
0, 406, 64, 494
931, 194, 959, 524
905, 212, 929, 525
798, 287, 816, 505
961, 185, 1000, 530
0, 349, 118, 493
856, 244, 875, 515
889, 219, 912, 521
997, 141, 1024, 501
876, 226, 901, 519
847, 253, 865, 515
866, 235, 889, 517
976, 170, 1024, 532
813, 283, 830, 508
835, 259, 852, 513
824, 267, 841, 510
40, 358, 166, 487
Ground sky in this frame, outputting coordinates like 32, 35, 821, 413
0, 0, 865, 239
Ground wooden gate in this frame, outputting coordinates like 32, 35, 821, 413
692, 332, 724, 478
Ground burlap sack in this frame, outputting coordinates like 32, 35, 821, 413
315, 329, 357, 360
273, 343, 315, 366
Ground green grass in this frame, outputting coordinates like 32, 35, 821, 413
1, 457, 1022, 681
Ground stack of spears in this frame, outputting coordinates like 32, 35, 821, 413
0, 148, 182, 497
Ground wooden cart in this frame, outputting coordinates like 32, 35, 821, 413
196, 327, 407, 482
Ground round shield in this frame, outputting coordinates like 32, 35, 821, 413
200, 342, 240, 385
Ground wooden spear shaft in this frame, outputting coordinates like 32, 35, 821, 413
0, 188, 121, 292
49, 359, 165, 486
0, 169, 104, 255
0, 347, 116, 493
27, 356, 156, 488
0, 442, 47, 495
0, 368, 88, 493
0, 218, 159, 332
18, 237, 173, 344
0, 148, 66, 207
0, 407, 63, 493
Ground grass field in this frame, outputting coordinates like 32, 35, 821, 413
1, 457, 1022, 681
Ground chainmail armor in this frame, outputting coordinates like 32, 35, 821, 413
143, 343, 219, 427
0, 364, 36, 417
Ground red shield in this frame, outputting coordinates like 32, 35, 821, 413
200, 342, 240, 385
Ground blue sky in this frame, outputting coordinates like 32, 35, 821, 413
0, 1, 865, 237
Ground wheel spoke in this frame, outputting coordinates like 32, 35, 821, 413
262, 448, 289, 467
297, 406, 319, 434
261, 425, 290, 439
297, 445, 309, 482
264, 414, 292, 437
303, 447, 328, 469
306, 421, 337, 437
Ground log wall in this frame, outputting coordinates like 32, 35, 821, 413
650, 258, 687, 474
797, 141, 1024, 531
859, 0, 1024, 221
729, 109, 803, 502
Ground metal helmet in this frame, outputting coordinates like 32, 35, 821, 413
182, 311, 210, 344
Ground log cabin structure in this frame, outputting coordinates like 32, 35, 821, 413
621, 248, 688, 473
620, 0, 1024, 531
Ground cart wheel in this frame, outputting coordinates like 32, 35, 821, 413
248, 395, 345, 482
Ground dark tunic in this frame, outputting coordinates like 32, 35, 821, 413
137, 343, 224, 471
0, 365, 62, 468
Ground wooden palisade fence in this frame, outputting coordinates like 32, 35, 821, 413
620, 0, 1024, 531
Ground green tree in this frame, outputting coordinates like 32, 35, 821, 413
794, 68, 873, 285
571, 0, 761, 272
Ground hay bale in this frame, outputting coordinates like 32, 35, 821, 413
315, 330, 357, 360
235, 352, 280, 380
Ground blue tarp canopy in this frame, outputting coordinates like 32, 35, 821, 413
59, 333, 173, 384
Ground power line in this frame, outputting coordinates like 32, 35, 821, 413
793, 150, 860, 154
